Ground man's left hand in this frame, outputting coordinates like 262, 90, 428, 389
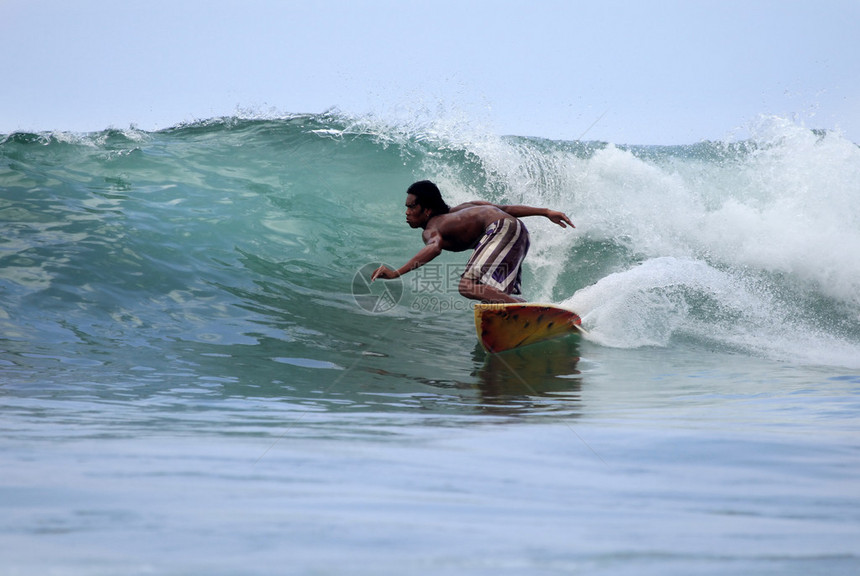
547, 210, 575, 228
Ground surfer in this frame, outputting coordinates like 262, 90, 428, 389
371, 180, 574, 303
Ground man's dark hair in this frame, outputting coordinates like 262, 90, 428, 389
407, 180, 450, 215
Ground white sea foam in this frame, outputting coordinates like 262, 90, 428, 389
444, 115, 860, 366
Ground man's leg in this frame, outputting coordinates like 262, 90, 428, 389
458, 277, 525, 303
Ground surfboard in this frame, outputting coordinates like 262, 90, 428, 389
474, 302, 584, 353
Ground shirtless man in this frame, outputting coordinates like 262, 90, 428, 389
371, 180, 574, 303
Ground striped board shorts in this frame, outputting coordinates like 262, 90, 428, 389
462, 218, 530, 295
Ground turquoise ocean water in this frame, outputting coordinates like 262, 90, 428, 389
2, 112, 860, 574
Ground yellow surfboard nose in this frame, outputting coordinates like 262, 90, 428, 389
474, 302, 583, 353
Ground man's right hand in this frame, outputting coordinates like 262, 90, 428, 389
371, 265, 400, 281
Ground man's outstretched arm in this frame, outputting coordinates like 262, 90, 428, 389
502, 205, 574, 228
455, 201, 575, 228
371, 234, 443, 281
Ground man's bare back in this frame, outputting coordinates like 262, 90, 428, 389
423, 203, 516, 252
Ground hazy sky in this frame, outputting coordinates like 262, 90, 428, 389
3, 0, 858, 144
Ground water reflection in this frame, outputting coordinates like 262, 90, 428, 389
471, 336, 583, 416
